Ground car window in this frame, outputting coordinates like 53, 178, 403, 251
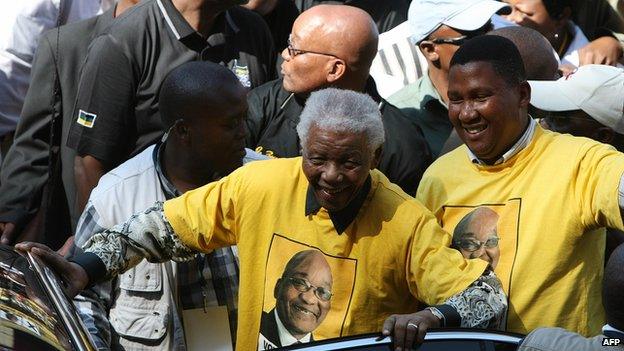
416, 340, 484, 351
491, 341, 519, 351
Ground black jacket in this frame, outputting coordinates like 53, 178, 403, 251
246, 78, 432, 195
0, 9, 116, 246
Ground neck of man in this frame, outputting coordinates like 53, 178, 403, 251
480, 116, 530, 165
172, 0, 228, 37
295, 76, 368, 102
428, 67, 450, 107
162, 141, 219, 194
114, 0, 139, 17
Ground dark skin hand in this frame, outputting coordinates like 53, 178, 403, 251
382, 310, 441, 351
15, 241, 88, 297
0, 222, 16, 245
578, 36, 623, 66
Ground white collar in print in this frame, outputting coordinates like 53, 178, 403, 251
275, 309, 312, 346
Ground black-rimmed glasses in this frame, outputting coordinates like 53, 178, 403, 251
287, 276, 333, 301
457, 236, 499, 252
287, 35, 340, 59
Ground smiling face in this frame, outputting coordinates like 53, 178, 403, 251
455, 207, 501, 269
275, 251, 333, 338
301, 126, 379, 212
448, 61, 530, 164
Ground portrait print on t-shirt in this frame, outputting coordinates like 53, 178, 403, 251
441, 200, 521, 295
258, 234, 357, 350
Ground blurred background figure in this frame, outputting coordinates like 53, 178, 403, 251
503, 0, 624, 68
529, 64, 624, 262
0, 0, 138, 251
0, 0, 115, 163
293, 0, 408, 33
243, 0, 300, 53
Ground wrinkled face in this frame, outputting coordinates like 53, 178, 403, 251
458, 210, 500, 269
448, 61, 530, 164
503, 0, 559, 40
280, 19, 336, 94
189, 91, 248, 176
302, 126, 377, 212
275, 253, 333, 337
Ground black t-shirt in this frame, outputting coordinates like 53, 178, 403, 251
246, 78, 432, 195
67, 0, 276, 167
293, 0, 408, 33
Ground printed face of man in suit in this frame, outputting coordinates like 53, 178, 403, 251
453, 207, 501, 269
274, 250, 333, 339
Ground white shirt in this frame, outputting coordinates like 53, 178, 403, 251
274, 309, 312, 346
0, 0, 114, 137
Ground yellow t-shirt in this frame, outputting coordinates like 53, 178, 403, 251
417, 126, 624, 336
164, 157, 486, 350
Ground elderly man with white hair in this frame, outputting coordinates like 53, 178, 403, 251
17, 88, 506, 351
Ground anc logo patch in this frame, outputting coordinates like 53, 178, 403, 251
77, 109, 97, 128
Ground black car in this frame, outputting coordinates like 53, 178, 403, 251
281, 329, 524, 351
0, 245, 95, 350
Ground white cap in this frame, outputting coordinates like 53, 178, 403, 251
408, 0, 511, 44
529, 65, 624, 134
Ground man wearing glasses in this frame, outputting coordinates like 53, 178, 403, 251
451, 207, 501, 270
388, 0, 510, 158
245, 4, 432, 196
260, 250, 333, 349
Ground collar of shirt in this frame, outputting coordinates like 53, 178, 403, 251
468, 117, 537, 166
421, 72, 448, 111
153, 141, 182, 199
274, 309, 311, 346
156, 0, 239, 42
305, 176, 372, 235
603, 324, 624, 339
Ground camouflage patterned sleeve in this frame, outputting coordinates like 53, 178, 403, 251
441, 269, 508, 330
81, 202, 197, 281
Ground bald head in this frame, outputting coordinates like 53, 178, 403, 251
489, 26, 559, 80
294, 5, 378, 75
604, 244, 624, 330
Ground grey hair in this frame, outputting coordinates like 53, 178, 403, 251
297, 88, 385, 155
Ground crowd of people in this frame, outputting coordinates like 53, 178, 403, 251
0, 0, 623, 350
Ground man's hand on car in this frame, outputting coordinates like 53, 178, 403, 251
0, 222, 17, 245
382, 309, 441, 351
15, 241, 89, 297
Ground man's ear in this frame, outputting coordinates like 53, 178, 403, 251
419, 41, 439, 63
326, 59, 347, 84
370, 146, 382, 170
174, 120, 191, 144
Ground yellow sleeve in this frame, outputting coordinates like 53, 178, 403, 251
163, 170, 243, 252
573, 142, 624, 231
406, 203, 488, 304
